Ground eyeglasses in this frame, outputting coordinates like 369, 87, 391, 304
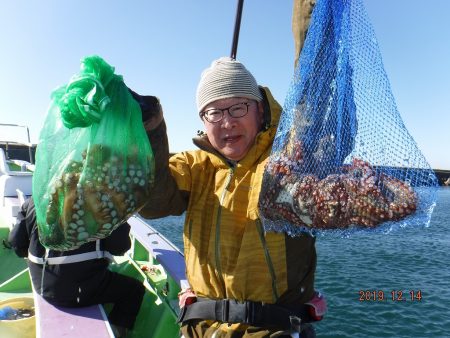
200, 102, 253, 123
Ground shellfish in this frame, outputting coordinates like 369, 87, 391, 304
44, 144, 150, 249
260, 149, 417, 230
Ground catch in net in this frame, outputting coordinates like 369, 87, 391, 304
259, 0, 438, 236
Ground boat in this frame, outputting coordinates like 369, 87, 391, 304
0, 124, 36, 230
0, 123, 186, 337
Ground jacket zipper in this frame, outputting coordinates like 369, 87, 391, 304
214, 167, 234, 296
256, 219, 279, 302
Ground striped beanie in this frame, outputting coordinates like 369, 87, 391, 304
196, 57, 263, 113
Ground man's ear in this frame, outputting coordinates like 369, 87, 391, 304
257, 100, 264, 116
257, 101, 267, 130
258, 88, 272, 130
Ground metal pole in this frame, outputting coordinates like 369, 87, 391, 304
25, 126, 33, 164
230, 0, 244, 60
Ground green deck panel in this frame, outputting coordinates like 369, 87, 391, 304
129, 291, 180, 338
105, 241, 182, 337
0, 228, 29, 285
0, 269, 32, 293
3, 160, 33, 173
103, 262, 180, 337
6, 162, 21, 171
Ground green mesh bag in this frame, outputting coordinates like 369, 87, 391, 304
32, 55, 154, 250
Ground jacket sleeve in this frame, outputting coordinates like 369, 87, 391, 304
102, 222, 131, 255
8, 199, 32, 257
139, 119, 189, 219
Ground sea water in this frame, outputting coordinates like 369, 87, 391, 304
149, 187, 450, 337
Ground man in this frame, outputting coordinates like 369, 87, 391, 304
8, 198, 145, 337
139, 57, 322, 337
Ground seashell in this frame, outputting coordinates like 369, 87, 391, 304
139, 179, 146, 186
102, 223, 112, 229
77, 232, 89, 241
76, 219, 84, 226
133, 177, 139, 184
129, 170, 135, 177
111, 210, 117, 217
112, 217, 118, 225
136, 170, 142, 177
125, 177, 131, 184
101, 194, 109, 202
69, 222, 78, 229
77, 227, 86, 233
72, 213, 80, 220
77, 209, 85, 216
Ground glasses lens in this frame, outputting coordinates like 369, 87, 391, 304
202, 102, 250, 123
204, 109, 223, 123
228, 103, 249, 118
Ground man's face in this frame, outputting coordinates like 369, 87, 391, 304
201, 97, 264, 161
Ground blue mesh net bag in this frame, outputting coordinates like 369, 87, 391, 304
33, 55, 154, 250
258, 0, 438, 236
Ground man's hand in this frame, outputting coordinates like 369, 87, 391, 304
128, 88, 164, 131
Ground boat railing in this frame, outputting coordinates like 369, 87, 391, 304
0, 123, 35, 166
127, 215, 188, 320
0, 149, 34, 177
128, 215, 187, 288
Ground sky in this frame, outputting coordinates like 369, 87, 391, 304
0, 0, 449, 169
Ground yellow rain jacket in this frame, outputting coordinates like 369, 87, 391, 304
140, 87, 316, 334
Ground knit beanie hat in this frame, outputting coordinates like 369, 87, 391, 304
196, 57, 263, 113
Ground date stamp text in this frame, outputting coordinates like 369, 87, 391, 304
358, 290, 422, 302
